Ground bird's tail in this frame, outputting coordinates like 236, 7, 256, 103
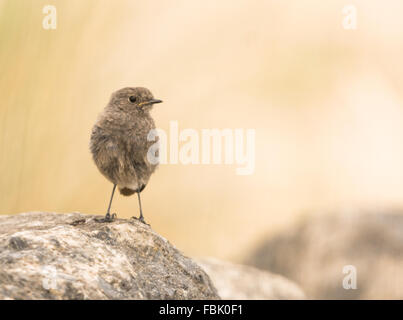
119, 187, 136, 196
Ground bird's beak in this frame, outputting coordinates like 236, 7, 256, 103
140, 99, 163, 107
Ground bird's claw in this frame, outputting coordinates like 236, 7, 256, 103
96, 212, 117, 223
131, 216, 150, 226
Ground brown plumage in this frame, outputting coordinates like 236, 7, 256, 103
90, 87, 162, 223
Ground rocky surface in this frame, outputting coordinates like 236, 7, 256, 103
197, 258, 305, 299
0, 212, 219, 299
248, 211, 403, 299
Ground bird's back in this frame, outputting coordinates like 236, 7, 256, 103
90, 112, 158, 195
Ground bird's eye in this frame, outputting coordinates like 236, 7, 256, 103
128, 96, 137, 103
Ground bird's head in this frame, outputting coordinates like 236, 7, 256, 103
108, 87, 162, 113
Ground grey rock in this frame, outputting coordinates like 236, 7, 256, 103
197, 258, 305, 299
0, 212, 219, 300
248, 212, 403, 299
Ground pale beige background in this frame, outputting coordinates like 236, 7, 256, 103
1, 0, 403, 260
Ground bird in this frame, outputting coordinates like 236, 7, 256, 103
90, 87, 162, 224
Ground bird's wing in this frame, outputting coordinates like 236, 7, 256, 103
90, 127, 125, 181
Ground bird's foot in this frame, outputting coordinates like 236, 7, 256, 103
131, 215, 150, 226
95, 212, 117, 223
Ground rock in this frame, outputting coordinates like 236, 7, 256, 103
196, 257, 305, 299
248, 212, 403, 299
0, 212, 219, 300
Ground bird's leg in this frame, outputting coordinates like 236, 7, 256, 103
104, 184, 117, 222
131, 187, 149, 225
137, 191, 147, 224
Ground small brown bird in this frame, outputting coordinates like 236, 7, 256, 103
90, 87, 162, 224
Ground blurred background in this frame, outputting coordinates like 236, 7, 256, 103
1, 0, 403, 298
